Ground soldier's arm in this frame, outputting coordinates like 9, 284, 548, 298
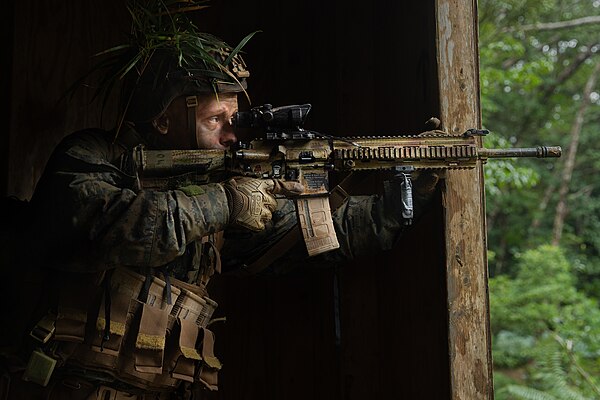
31, 130, 231, 270
220, 173, 439, 274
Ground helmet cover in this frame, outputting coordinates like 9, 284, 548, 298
126, 46, 251, 122
81, 0, 255, 125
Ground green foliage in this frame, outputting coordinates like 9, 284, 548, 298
484, 135, 541, 197
493, 330, 536, 368
480, 0, 600, 279
480, 0, 600, 397
123, 0, 255, 83
572, 253, 600, 299
502, 386, 559, 400
67, 0, 257, 128
491, 246, 582, 336
496, 337, 600, 400
489, 245, 600, 397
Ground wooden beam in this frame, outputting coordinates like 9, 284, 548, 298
435, 0, 495, 399
1, 0, 15, 197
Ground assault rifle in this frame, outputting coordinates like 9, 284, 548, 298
132, 104, 561, 257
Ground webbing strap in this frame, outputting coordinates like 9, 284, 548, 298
100, 270, 114, 350
197, 233, 223, 287
238, 227, 302, 276
161, 269, 172, 305
186, 96, 198, 149
139, 270, 153, 303
205, 240, 222, 274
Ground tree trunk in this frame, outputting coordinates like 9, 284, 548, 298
541, 43, 599, 100
552, 62, 600, 245
504, 16, 600, 32
530, 179, 556, 232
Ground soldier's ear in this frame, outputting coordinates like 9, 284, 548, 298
152, 113, 169, 135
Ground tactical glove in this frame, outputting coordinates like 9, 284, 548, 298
381, 169, 440, 227
411, 170, 440, 197
223, 177, 304, 231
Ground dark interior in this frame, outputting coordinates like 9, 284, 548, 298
5, 1, 450, 398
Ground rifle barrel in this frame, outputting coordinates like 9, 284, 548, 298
478, 146, 562, 159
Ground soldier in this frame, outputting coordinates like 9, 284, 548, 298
1, 4, 439, 400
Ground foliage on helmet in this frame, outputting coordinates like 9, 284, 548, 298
71, 0, 256, 129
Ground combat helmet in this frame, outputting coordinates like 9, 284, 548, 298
126, 46, 251, 124
86, 0, 255, 135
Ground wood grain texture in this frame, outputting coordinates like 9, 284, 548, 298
1, 0, 15, 197
435, 0, 494, 398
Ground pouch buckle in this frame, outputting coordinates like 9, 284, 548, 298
30, 313, 56, 344
186, 96, 198, 108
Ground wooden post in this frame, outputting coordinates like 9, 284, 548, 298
435, 0, 495, 398
1, 0, 15, 197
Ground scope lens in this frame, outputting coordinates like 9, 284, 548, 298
232, 111, 254, 128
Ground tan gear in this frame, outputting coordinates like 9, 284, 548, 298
6, 233, 226, 398
271, 179, 305, 197
22, 267, 222, 394
223, 177, 303, 231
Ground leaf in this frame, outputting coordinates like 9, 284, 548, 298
93, 44, 132, 57
506, 385, 559, 400
222, 30, 260, 67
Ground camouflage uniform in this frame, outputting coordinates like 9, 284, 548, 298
31, 127, 430, 277
6, 127, 431, 399
31, 128, 229, 276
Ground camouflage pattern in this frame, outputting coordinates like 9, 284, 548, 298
30, 128, 433, 278
30, 129, 230, 277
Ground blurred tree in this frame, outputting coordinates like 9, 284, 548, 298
479, 0, 600, 285
479, 0, 600, 397
490, 246, 600, 399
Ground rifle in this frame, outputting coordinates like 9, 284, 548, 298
132, 104, 561, 257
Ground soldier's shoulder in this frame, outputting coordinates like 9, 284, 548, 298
54, 128, 134, 167
59, 128, 113, 151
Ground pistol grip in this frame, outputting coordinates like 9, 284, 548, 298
295, 196, 340, 257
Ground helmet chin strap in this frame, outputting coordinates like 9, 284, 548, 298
186, 96, 199, 149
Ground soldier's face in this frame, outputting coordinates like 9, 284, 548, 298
194, 94, 239, 150
157, 93, 239, 150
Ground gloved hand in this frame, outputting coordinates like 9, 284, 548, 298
223, 177, 304, 231
382, 169, 440, 227
411, 170, 440, 197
